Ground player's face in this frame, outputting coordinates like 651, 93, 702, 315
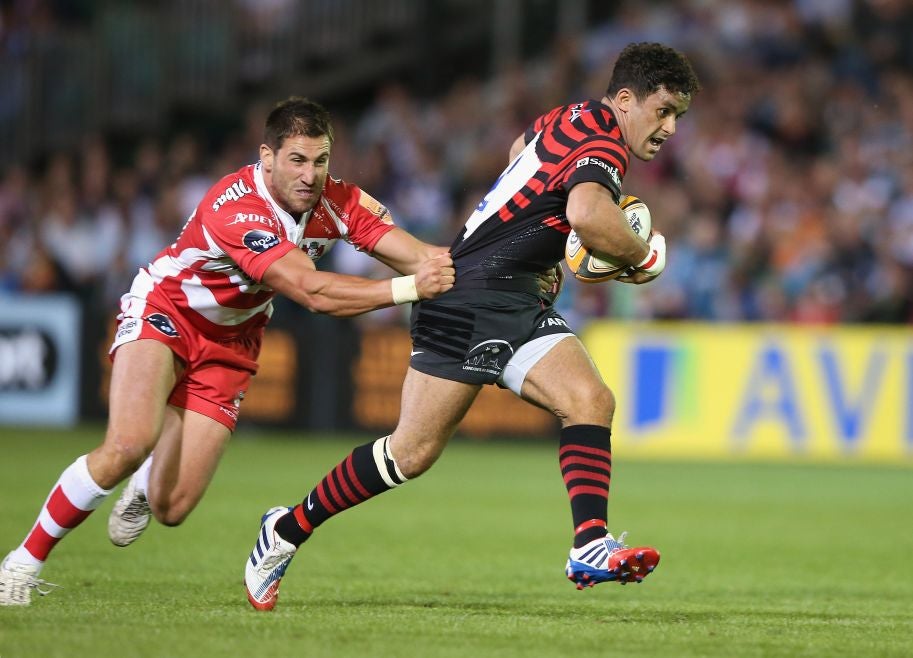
260, 135, 330, 215
621, 87, 691, 161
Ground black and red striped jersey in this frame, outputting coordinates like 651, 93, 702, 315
451, 99, 629, 289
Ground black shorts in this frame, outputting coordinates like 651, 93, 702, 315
408, 288, 574, 385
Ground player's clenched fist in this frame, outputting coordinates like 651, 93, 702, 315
415, 252, 455, 299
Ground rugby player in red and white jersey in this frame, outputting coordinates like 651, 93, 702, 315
244, 43, 701, 610
0, 97, 456, 606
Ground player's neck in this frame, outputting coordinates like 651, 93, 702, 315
602, 95, 628, 139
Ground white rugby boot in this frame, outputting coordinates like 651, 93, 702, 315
0, 554, 59, 606
245, 506, 297, 611
108, 472, 151, 547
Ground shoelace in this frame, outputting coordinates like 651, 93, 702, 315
121, 493, 150, 521
5, 573, 62, 598
257, 527, 296, 574
259, 544, 295, 573
33, 578, 62, 596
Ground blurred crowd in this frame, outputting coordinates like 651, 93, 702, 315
2, 0, 913, 327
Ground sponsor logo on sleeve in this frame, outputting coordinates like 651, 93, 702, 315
243, 229, 281, 253
211, 179, 254, 212
358, 190, 392, 225
575, 156, 621, 188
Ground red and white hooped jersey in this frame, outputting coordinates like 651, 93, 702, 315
118, 162, 395, 340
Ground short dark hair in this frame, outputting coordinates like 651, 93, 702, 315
264, 97, 334, 151
606, 42, 700, 101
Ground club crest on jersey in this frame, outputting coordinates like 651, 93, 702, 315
145, 313, 179, 338
243, 229, 281, 253
304, 240, 326, 260
212, 179, 254, 212
569, 103, 590, 122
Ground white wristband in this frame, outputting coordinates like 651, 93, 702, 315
391, 275, 419, 304
636, 234, 667, 276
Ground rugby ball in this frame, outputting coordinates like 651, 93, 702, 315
564, 195, 652, 283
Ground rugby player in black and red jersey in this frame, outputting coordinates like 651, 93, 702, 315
0, 97, 458, 606
246, 43, 700, 610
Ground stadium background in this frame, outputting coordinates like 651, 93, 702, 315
1, 0, 912, 464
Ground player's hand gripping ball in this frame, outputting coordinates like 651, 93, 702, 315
564, 195, 652, 283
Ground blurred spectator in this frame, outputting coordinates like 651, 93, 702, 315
2, 0, 913, 328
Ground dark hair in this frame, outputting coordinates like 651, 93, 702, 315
606, 42, 701, 101
264, 97, 334, 151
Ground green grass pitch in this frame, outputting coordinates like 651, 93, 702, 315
1, 426, 911, 657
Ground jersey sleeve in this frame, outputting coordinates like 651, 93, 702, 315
339, 185, 396, 253
562, 134, 627, 201
201, 200, 297, 283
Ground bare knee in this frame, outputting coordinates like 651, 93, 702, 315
560, 383, 615, 426
389, 434, 446, 479
392, 445, 437, 479
89, 435, 155, 489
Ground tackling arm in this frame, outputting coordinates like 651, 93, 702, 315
262, 247, 454, 317
370, 227, 448, 275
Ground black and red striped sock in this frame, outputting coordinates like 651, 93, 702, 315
276, 436, 407, 546
559, 425, 612, 548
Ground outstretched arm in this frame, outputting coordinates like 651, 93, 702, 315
370, 227, 449, 275
262, 247, 454, 317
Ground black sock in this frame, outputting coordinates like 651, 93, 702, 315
276, 436, 407, 546
559, 425, 612, 548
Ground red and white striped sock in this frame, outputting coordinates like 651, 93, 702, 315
9, 455, 112, 570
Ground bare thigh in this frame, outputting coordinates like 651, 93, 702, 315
147, 407, 232, 526
518, 335, 615, 428
88, 339, 181, 488
389, 368, 481, 477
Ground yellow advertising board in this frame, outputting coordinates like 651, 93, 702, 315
582, 322, 913, 463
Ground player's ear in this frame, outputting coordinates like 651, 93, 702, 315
613, 88, 634, 113
259, 144, 273, 171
